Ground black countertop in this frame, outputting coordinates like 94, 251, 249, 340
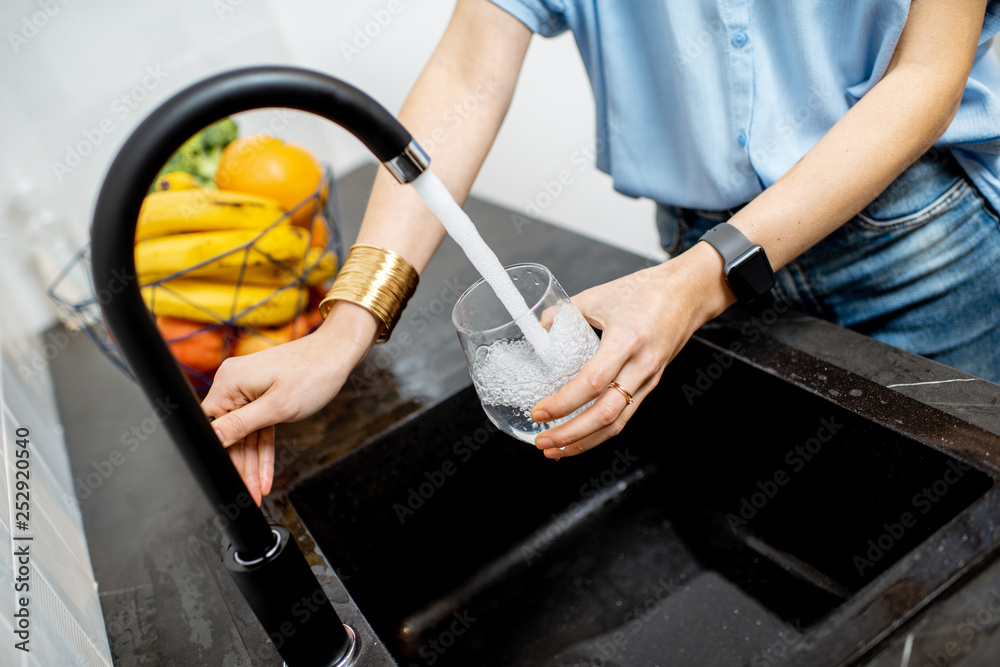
51, 165, 1000, 666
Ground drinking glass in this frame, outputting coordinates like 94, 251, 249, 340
452, 263, 600, 443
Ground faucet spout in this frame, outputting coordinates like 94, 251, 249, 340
90, 66, 426, 667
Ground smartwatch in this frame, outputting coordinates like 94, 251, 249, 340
698, 223, 775, 304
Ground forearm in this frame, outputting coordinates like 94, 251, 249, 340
317, 0, 530, 344
355, 0, 530, 273
734, 72, 965, 270
686, 0, 986, 321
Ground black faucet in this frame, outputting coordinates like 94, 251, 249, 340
90, 66, 429, 667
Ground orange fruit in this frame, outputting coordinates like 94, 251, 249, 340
233, 310, 319, 356
156, 316, 228, 375
310, 213, 329, 249
215, 134, 324, 227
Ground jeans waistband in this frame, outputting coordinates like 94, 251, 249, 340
672, 202, 745, 224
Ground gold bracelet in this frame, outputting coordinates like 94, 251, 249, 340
319, 245, 419, 344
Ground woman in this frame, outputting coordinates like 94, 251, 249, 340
203, 0, 1000, 504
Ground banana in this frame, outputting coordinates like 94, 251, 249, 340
227, 248, 339, 286
302, 248, 339, 286
136, 188, 287, 242
142, 279, 307, 326
136, 227, 309, 284
152, 171, 201, 192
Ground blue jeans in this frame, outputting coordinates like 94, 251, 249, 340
656, 150, 1000, 383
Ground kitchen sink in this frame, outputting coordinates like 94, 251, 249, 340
289, 333, 1000, 666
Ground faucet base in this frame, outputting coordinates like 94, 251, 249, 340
225, 524, 352, 666
283, 624, 360, 667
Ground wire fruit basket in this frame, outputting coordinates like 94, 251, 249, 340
49, 166, 344, 394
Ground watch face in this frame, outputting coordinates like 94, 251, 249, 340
726, 247, 776, 303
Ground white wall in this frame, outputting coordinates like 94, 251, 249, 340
0, 1, 663, 332
0, 317, 113, 666
278, 0, 662, 260
2, 0, 998, 329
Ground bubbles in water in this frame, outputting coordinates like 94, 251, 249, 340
412, 170, 556, 364
472, 303, 599, 417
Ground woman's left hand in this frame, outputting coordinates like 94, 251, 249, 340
531, 242, 733, 458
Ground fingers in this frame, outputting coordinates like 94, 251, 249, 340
260, 425, 275, 497
229, 441, 246, 490
535, 374, 650, 458
201, 365, 245, 420
568, 287, 608, 331
531, 337, 626, 423
243, 430, 262, 507
222, 426, 274, 507
211, 394, 282, 447
542, 419, 625, 459
538, 303, 560, 329
227, 437, 262, 507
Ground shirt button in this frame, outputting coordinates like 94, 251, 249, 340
731, 31, 748, 48
737, 132, 748, 147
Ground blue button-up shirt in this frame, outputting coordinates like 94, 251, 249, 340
489, 1, 1000, 214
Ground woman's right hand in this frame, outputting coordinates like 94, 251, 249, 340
201, 301, 379, 505
198, 0, 532, 506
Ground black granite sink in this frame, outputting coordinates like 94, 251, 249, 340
288, 332, 1000, 666
289, 328, 1000, 666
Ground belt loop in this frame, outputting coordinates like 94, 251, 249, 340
679, 206, 696, 229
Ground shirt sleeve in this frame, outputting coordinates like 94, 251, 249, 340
983, 0, 1000, 45
487, 0, 569, 37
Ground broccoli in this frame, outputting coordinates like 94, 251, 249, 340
149, 118, 238, 192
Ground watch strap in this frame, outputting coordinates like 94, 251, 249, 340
698, 222, 776, 303
699, 222, 754, 270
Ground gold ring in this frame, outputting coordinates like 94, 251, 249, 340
607, 381, 634, 406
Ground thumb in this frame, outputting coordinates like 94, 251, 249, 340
211, 396, 282, 447
569, 287, 607, 330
